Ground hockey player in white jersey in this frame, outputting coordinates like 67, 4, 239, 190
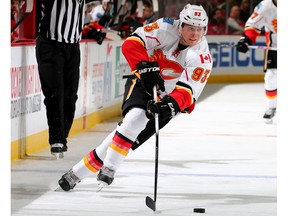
236, 0, 277, 123
57, 4, 213, 191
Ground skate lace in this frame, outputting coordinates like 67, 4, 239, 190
101, 166, 115, 178
65, 170, 80, 186
265, 108, 276, 115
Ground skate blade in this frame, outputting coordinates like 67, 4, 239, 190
265, 118, 273, 124
96, 181, 108, 192
54, 185, 64, 192
51, 152, 64, 159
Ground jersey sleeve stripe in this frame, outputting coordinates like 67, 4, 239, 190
126, 35, 145, 47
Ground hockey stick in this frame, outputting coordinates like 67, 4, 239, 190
208, 42, 277, 51
102, 29, 122, 41
107, 0, 125, 28
11, 0, 34, 33
146, 86, 159, 212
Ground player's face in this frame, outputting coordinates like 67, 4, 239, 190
180, 24, 205, 46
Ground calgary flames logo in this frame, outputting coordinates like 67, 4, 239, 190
150, 50, 184, 80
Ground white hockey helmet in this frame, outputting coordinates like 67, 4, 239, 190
179, 4, 208, 35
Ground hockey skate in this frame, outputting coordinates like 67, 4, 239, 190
96, 166, 115, 192
51, 143, 67, 159
263, 108, 276, 124
57, 169, 80, 191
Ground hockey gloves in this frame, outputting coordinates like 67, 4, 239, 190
136, 61, 165, 96
236, 35, 252, 53
146, 95, 180, 120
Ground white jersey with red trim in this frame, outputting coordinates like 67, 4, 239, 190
245, 0, 277, 47
133, 17, 213, 102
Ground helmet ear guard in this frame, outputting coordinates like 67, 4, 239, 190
179, 4, 208, 35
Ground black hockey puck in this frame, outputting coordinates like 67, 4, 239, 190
193, 208, 205, 213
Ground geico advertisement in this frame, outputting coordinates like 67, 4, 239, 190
206, 35, 266, 74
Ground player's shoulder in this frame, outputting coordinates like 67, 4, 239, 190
254, 0, 276, 14
157, 17, 179, 30
161, 17, 176, 25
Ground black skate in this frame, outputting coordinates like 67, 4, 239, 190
263, 108, 276, 124
96, 166, 115, 191
58, 169, 80, 191
51, 143, 67, 159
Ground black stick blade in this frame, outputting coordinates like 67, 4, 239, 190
146, 196, 156, 211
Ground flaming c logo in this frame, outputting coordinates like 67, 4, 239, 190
150, 50, 184, 80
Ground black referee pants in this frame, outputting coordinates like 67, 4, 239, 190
36, 36, 80, 145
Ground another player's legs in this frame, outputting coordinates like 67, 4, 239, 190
263, 69, 277, 122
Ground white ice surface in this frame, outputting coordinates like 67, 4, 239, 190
11, 83, 277, 216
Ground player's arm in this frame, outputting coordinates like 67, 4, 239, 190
122, 34, 150, 71
122, 33, 165, 95
121, 19, 163, 71
236, 3, 266, 53
244, 5, 267, 43
147, 53, 213, 120
169, 52, 213, 113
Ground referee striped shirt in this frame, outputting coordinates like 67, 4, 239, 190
38, 0, 85, 43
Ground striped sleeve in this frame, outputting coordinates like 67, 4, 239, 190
121, 34, 150, 71
39, 0, 85, 43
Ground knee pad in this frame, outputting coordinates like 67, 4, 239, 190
116, 108, 149, 141
264, 69, 277, 90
